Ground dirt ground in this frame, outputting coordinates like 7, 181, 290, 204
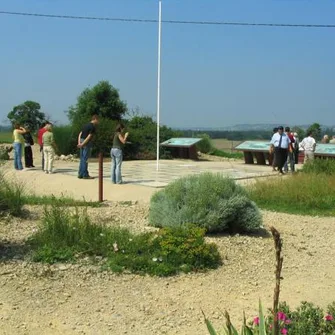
1, 202, 335, 335
1, 145, 335, 334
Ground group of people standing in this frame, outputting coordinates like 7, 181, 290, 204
270, 126, 316, 174
12, 121, 56, 172
12, 116, 129, 183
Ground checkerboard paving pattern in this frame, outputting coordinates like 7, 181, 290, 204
56, 160, 274, 188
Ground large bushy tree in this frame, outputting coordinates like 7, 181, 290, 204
67, 81, 127, 155
7, 101, 45, 132
68, 81, 127, 127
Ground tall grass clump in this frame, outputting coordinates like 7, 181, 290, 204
29, 203, 222, 276
0, 172, 24, 217
22, 194, 101, 207
248, 173, 335, 216
149, 173, 262, 234
300, 158, 335, 175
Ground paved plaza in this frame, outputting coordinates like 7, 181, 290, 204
4, 158, 284, 202
55, 158, 277, 188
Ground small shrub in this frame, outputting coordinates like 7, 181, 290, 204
0, 172, 24, 217
157, 226, 220, 270
149, 173, 262, 233
29, 203, 222, 276
196, 133, 213, 154
300, 158, 335, 175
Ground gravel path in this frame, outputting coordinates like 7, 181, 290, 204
1, 203, 335, 335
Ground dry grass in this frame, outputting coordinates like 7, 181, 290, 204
212, 139, 243, 153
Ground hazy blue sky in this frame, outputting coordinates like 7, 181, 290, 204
1, 0, 334, 128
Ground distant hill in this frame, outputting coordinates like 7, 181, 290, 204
176, 124, 335, 132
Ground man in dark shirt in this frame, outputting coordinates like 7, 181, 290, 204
77, 115, 99, 179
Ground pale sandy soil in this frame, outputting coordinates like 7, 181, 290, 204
1, 145, 334, 334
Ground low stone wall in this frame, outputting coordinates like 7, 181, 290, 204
54, 154, 79, 162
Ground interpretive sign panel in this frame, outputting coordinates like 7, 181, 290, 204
235, 141, 271, 152
161, 138, 202, 148
235, 141, 335, 164
160, 138, 202, 160
315, 144, 335, 156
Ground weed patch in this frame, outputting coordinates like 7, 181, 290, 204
29, 204, 222, 276
0, 172, 24, 217
23, 194, 101, 207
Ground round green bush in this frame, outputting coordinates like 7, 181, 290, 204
196, 133, 213, 154
149, 173, 262, 233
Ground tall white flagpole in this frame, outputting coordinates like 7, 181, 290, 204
156, 0, 162, 171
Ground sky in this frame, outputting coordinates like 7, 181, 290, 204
0, 0, 334, 128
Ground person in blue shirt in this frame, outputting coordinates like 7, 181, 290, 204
271, 126, 291, 174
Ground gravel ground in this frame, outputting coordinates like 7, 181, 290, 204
1, 203, 335, 335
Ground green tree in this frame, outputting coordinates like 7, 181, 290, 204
68, 81, 127, 127
306, 122, 322, 141
124, 115, 181, 160
67, 81, 127, 155
7, 101, 45, 132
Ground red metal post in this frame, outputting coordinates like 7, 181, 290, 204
98, 152, 103, 202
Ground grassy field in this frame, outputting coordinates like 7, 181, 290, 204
0, 132, 12, 143
212, 139, 243, 153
